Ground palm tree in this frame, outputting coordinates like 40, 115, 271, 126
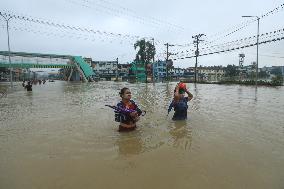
134, 39, 156, 82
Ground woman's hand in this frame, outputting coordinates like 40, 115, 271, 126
130, 111, 140, 122
130, 111, 138, 118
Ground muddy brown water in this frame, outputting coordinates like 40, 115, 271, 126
0, 81, 283, 189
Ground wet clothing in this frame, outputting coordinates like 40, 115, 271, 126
115, 100, 142, 124
115, 100, 142, 132
25, 84, 32, 91
171, 97, 189, 120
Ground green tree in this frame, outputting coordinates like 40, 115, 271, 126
134, 39, 155, 63
224, 64, 240, 78
134, 39, 156, 82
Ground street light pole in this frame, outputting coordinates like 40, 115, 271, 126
242, 15, 260, 87
165, 43, 169, 80
115, 57, 118, 81
164, 43, 174, 81
256, 17, 260, 87
0, 12, 13, 87
152, 38, 155, 82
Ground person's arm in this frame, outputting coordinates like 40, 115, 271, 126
185, 89, 193, 101
167, 100, 174, 114
174, 85, 180, 101
131, 101, 142, 116
114, 102, 123, 122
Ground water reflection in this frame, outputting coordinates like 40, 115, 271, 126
0, 85, 8, 99
0, 81, 283, 189
169, 120, 192, 150
165, 82, 172, 98
191, 83, 200, 111
0, 91, 7, 99
115, 131, 143, 156
254, 86, 258, 102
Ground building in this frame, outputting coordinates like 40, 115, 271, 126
118, 63, 131, 80
280, 66, 284, 76
152, 60, 167, 80
83, 58, 93, 66
169, 67, 185, 80
197, 66, 225, 81
243, 63, 260, 78
92, 61, 118, 81
13, 68, 23, 81
129, 61, 146, 82
0, 67, 9, 81
271, 66, 284, 76
182, 68, 195, 80
260, 66, 273, 73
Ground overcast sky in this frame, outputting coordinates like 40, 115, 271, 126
0, 0, 283, 68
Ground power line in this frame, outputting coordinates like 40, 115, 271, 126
173, 36, 284, 60
0, 10, 151, 40
174, 33, 284, 59
202, 3, 284, 45
0, 23, 136, 45
156, 3, 284, 49
66, 0, 186, 31
199, 29, 284, 55
171, 28, 284, 57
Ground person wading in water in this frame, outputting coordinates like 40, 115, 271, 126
168, 82, 193, 120
114, 87, 143, 132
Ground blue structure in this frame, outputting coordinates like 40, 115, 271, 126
152, 60, 167, 80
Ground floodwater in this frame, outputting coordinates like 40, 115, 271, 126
0, 81, 283, 189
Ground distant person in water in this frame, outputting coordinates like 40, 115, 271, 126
168, 82, 193, 120
115, 87, 143, 132
22, 80, 25, 87
25, 81, 32, 91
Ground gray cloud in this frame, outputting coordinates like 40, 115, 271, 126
0, 0, 283, 68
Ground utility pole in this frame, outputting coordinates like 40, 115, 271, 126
0, 12, 13, 87
144, 39, 149, 83
116, 57, 118, 81
256, 17, 260, 87
192, 34, 205, 83
242, 16, 260, 87
152, 38, 155, 82
152, 38, 155, 63
164, 43, 174, 81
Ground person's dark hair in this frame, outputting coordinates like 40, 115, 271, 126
119, 87, 129, 97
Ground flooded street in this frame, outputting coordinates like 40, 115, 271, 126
0, 81, 284, 189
